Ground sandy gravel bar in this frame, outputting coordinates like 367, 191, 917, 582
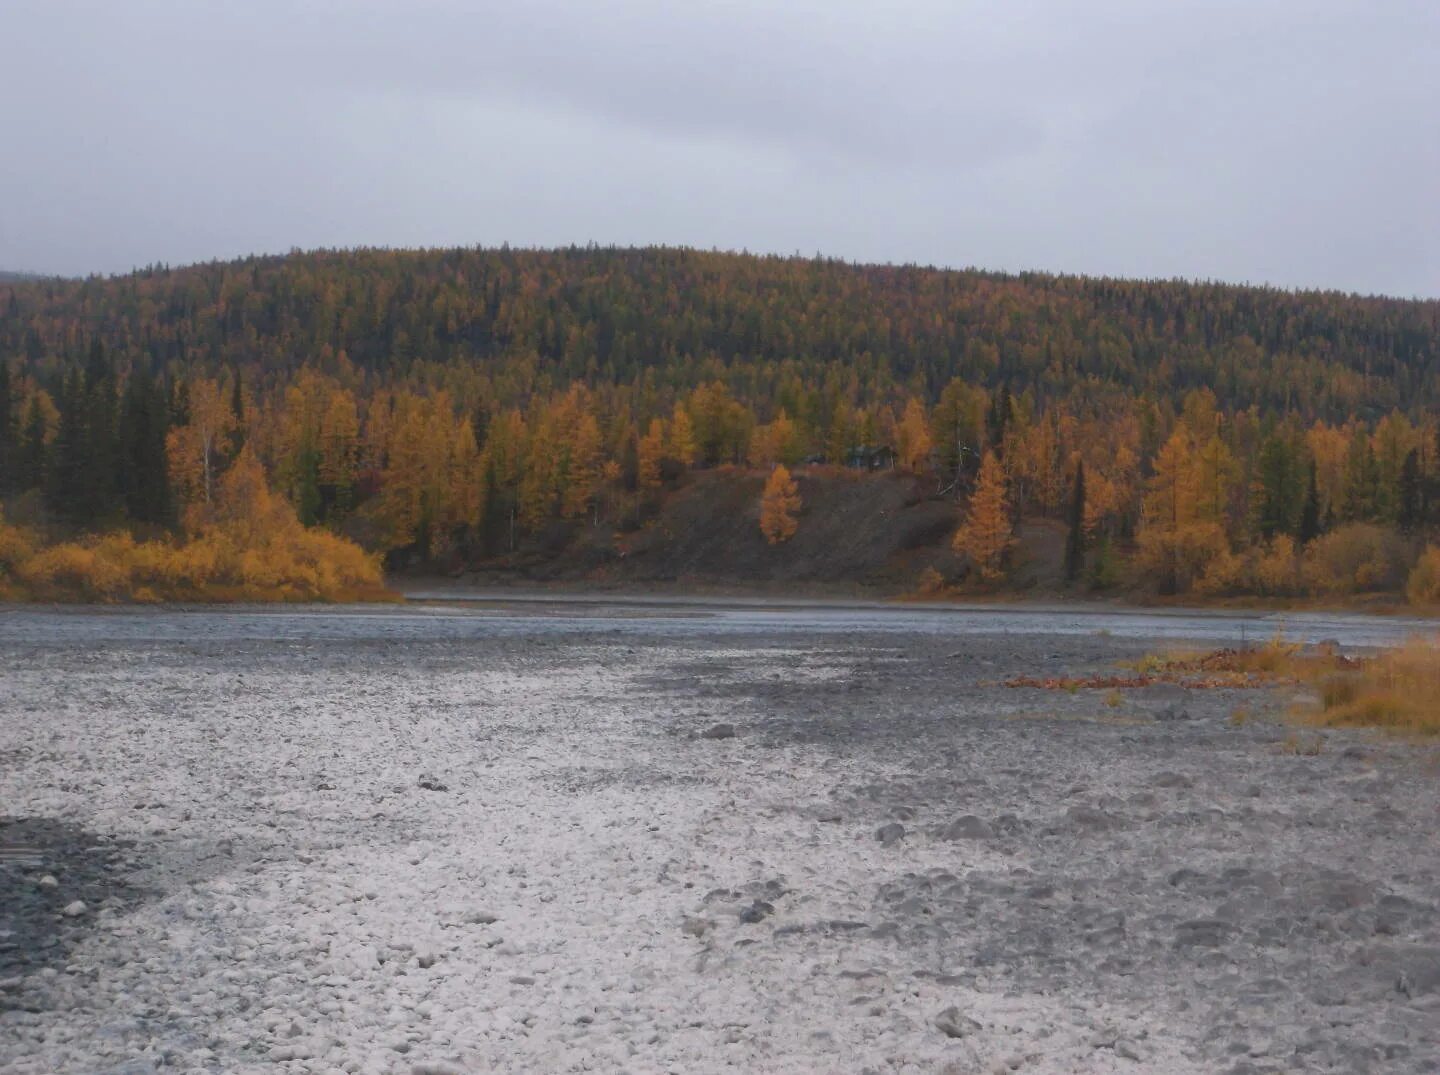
1, 605, 1438, 1073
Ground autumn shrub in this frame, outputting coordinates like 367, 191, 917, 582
0, 513, 37, 582
1300, 522, 1408, 595
19, 542, 129, 600
1249, 535, 1302, 596
1304, 636, 1440, 735
1135, 521, 1230, 594
2, 449, 388, 603
912, 566, 947, 597
1192, 543, 1243, 596
1406, 547, 1440, 607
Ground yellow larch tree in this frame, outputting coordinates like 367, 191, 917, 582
637, 418, 665, 490
895, 397, 932, 473
1194, 433, 1239, 525
445, 417, 484, 540
317, 386, 361, 518
563, 412, 604, 521
1137, 425, 1229, 592
759, 464, 801, 544
1305, 421, 1350, 524
666, 403, 697, 468
952, 449, 1013, 580
748, 410, 798, 469
166, 377, 238, 518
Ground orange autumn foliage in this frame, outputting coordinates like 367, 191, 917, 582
759, 465, 801, 544
953, 450, 1013, 580
0, 454, 388, 603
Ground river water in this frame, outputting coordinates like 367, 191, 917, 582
0, 596, 1433, 648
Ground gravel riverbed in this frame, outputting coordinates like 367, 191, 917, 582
2, 605, 1438, 1073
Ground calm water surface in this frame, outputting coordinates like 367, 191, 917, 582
0, 597, 1434, 648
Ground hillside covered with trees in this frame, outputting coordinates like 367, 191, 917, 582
1, 245, 1439, 602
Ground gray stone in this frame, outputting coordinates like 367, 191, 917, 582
738, 900, 773, 924
699, 723, 737, 740
875, 822, 907, 847
681, 916, 712, 938
60, 901, 86, 918
1115, 1039, 1147, 1062
1173, 919, 1233, 948
934, 1006, 982, 1039
941, 815, 994, 841
1065, 805, 1115, 830
1151, 771, 1194, 789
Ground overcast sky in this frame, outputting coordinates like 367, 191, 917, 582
3, 1, 1437, 296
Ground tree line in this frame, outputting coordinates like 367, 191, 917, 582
2, 245, 1439, 600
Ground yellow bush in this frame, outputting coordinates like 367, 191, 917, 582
1250, 535, 1300, 595
0, 454, 387, 603
1136, 521, 1230, 593
1301, 523, 1407, 595
1193, 545, 1242, 595
0, 517, 37, 579
912, 566, 947, 597
19, 543, 128, 600
1406, 547, 1440, 607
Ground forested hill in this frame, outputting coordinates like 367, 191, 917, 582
5, 246, 1440, 605
3, 246, 1438, 420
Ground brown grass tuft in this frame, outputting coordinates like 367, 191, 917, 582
1302, 637, 1440, 735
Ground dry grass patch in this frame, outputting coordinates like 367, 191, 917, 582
1130, 633, 1440, 737
1300, 637, 1440, 736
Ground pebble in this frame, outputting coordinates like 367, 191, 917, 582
61, 901, 87, 918
942, 815, 994, 840
934, 1006, 983, 1039
1115, 1038, 1147, 1062
875, 822, 906, 847
681, 916, 712, 938
738, 900, 774, 924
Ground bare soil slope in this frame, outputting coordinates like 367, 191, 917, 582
467, 469, 981, 593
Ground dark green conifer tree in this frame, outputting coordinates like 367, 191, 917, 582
1064, 460, 1086, 582
19, 397, 46, 492
1299, 460, 1321, 544
0, 362, 14, 494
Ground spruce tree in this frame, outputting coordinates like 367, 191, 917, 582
1064, 460, 1086, 581
228, 368, 246, 457
1254, 431, 1303, 538
0, 361, 14, 494
81, 340, 120, 522
987, 385, 1011, 457
47, 371, 89, 526
19, 397, 46, 492
118, 372, 171, 526
1299, 460, 1321, 544
1398, 448, 1422, 533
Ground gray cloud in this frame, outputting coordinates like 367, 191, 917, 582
2, 0, 1436, 296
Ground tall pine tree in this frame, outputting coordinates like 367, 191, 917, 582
0, 362, 14, 495
1064, 460, 1086, 582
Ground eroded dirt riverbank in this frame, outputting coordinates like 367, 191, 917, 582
2, 607, 1438, 1073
